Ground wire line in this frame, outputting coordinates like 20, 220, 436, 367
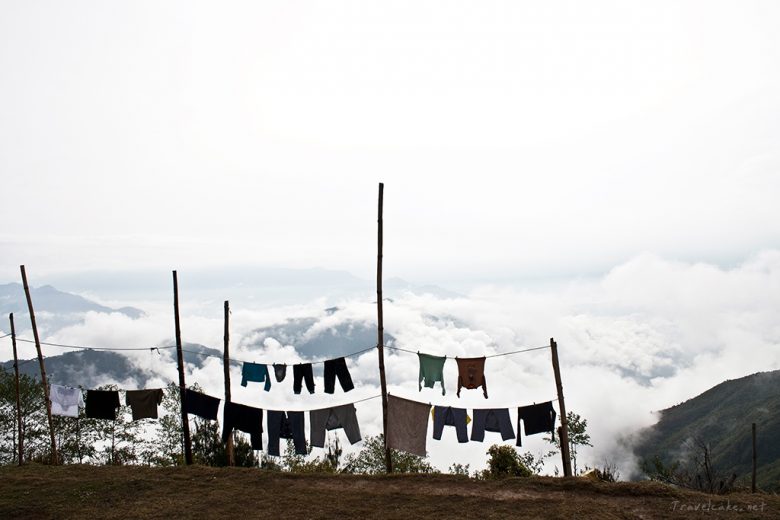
181, 344, 377, 367
15, 338, 175, 352
384, 344, 550, 358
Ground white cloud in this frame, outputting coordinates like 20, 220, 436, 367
2, 250, 778, 476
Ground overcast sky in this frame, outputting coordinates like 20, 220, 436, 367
2, 1, 780, 474
1, 1, 779, 284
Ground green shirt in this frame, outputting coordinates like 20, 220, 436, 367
418, 352, 446, 395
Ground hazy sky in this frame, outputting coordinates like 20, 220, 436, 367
1, 1, 779, 284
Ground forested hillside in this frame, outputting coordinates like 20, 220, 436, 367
634, 370, 780, 491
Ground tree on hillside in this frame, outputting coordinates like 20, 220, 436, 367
641, 436, 737, 494
281, 437, 341, 473
78, 384, 145, 466
0, 367, 51, 464
480, 445, 533, 478
341, 434, 438, 475
545, 411, 592, 475
191, 417, 258, 467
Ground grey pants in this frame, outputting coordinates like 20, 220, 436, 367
309, 404, 361, 447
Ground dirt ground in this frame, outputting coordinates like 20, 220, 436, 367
0, 464, 777, 519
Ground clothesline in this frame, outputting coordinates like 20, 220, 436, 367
8, 336, 376, 365
0, 332, 11, 339
389, 392, 560, 411
255, 393, 382, 412
384, 344, 551, 357
180, 345, 377, 367
14, 337, 176, 352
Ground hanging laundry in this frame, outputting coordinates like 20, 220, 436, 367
293, 363, 315, 394
323, 357, 354, 394
50, 384, 82, 418
184, 389, 220, 421
85, 389, 121, 420
387, 395, 430, 457
432, 406, 469, 443
418, 353, 446, 395
125, 389, 163, 420
266, 410, 306, 456
310, 403, 361, 448
471, 408, 515, 442
273, 363, 287, 383
516, 401, 557, 447
222, 401, 263, 450
456, 356, 488, 398
241, 362, 272, 391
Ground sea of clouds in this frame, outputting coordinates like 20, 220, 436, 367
3, 250, 779, 477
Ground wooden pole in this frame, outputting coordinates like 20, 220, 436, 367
20, 265, 58, 465
10, 313, 23, 465
223, 300, 234, 466
376, 182, 392, 473
550, 338, 572, 477
173, 270, 193, 465
752, 422, 757, 493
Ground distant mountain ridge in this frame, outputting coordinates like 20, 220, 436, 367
0, 342, 219, 388
0, 283, 143, 317
20, 267, 463, 305
632, 370, 780, 490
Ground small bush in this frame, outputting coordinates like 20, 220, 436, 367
481, 445, 532, 479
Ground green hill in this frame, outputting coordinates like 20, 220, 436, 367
633, 370, 780, 490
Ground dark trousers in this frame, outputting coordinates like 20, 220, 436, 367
222, 401, 263, 450
266, 410, 306, 457
432, 406, 469, 443
471, 408, 515, 442
323, 357, 355, 394
293, 363, 315, 394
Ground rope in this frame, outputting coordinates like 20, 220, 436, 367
180, 344, 378, 367
485, 345, 550, 358
388, 392, 560, 410
260, 394, 382, 412
384, 344, 550, 358
0, 333, 11, 339
15, 338, 174, 352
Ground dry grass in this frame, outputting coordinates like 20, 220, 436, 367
0, 464, 778, 519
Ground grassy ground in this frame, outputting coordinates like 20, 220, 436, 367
0, 464, 778, 519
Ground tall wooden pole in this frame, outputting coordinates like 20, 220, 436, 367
376, 182, 392, 473
20, 266, 58, 465
752, 422, 757, 493
550, 338, 572, 477
173, 270, 193, 465
10, 313, 23, 465
223, 300, 234, 466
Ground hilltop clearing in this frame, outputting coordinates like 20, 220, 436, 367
0, 465, 776, 519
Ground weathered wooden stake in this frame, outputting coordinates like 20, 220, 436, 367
752, 422, 757, 493
10, 313, 23, 465
20, 265, 58, 465
173, 270, 193, 465
550, 338, 572, 477
376, 182, 393, 473
223, 300, 234, 466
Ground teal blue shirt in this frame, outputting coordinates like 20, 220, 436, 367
241, 362, 272, 391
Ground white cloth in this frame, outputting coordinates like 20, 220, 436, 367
50, 384, 83, 418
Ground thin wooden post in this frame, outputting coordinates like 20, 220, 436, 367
752, 422, 757, 493
376, 182, 392, 473
223, 300, 234, 466
10, 313, 23, 465
173, 270, 193, 465
550, 338, 572, 477
20, 265, 58, 465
